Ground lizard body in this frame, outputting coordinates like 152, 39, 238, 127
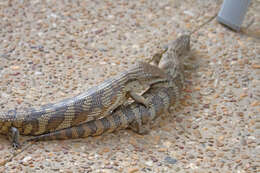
29, 86, 176, 141
0, 61, 167, 147
29, 34, 191, 142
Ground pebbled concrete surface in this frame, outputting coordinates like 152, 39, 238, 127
0, 0, 259, 172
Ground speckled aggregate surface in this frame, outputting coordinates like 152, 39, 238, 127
0, 0, 259, 172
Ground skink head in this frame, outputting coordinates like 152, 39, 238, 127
158, 34, 190, 70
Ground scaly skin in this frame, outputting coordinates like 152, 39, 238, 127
0, 61, 168, 148
29, 87, 176, 141
29, 34, 191, 142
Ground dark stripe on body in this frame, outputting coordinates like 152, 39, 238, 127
46, 108, 68, 132
151, 94, 163, 114
87, 121, 98, 135
137, 104, 150, 122
112, 113, 122, 128
65, 128, 73, 139
99, 117, 111, 133
87, 88, 106, 112
120, 106, 136, 124
75, 124, 85, 138
22, 108, 42, 135
71, 99, 90, 126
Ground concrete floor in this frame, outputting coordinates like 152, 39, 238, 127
0, 0, 259, 172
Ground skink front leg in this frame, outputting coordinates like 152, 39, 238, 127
8, 127, 21, 149
128, 91, 150, 108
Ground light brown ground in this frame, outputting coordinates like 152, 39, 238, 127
0, 0, 259, 172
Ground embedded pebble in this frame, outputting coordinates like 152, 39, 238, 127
128, 167, 139, 173
164, 156, 177, 165
145, 160, 153, 167
22, 156, 32, 163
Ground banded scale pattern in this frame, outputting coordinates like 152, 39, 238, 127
30, 86, 177, 141
29, 34, 191, 141
0, 61, 167, 136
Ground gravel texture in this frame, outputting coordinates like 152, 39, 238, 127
0, 0, 259, 172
